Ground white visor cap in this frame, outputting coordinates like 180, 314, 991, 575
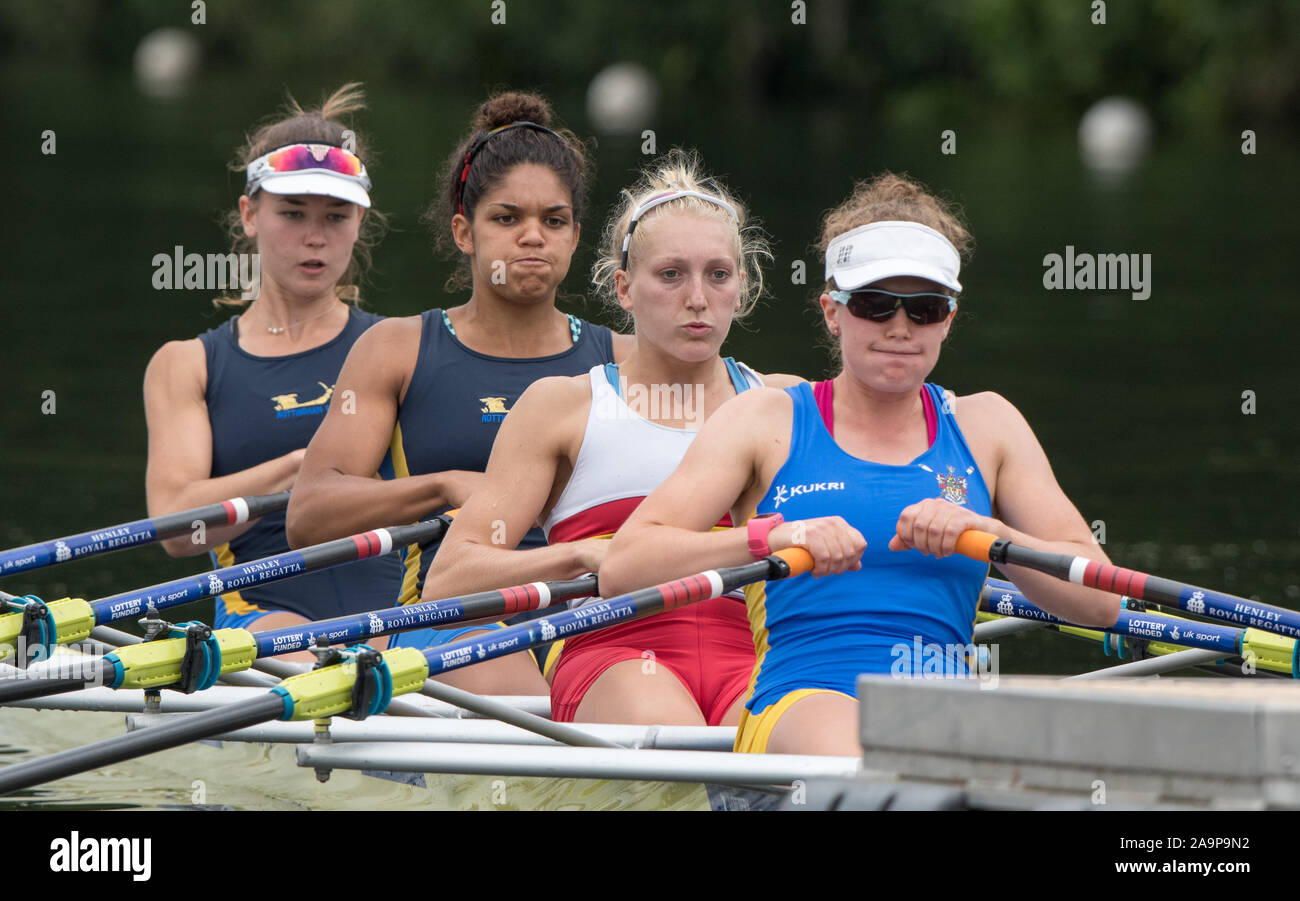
255, 171, 372, 209
825, 221, 961, 293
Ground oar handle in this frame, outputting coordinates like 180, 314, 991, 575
773, 547, 814, 577
954, 530, 1001, 562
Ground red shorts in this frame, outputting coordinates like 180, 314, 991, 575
550, 596, 755, 726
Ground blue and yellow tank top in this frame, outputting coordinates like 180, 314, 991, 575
199, 307, 403, 621
387, 308, 616, 604
743, 381, 992, 713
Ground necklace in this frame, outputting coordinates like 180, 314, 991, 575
256, 302, 342, 335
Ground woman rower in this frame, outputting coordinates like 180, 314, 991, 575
143, 84, 401, 641
287, 91, 629, 694
601, 173, 1121, 753
421, 150, 801, 725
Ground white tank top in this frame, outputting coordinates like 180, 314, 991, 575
543, 360, 763, 543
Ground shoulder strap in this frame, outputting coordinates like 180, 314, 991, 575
723, 357, 757, 394
603, 362, 621, 396
812, 379, 834, 436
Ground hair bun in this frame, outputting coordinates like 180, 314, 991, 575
476, 91, 553, 131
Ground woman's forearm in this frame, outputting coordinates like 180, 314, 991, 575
600, 523, 751, 598
423, 538, 594, 602
152, 451, 302, 557
287, 469, 446, 548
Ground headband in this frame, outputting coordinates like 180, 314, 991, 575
619, 190, 740, 272
456, 121, 570, 215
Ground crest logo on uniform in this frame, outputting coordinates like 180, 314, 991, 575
479, 396, 510, 423
271, 381, 334, 418
935, 465, 971, 506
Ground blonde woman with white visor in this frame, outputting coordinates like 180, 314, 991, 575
601, 173, 1119, 755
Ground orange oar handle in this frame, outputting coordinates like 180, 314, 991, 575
954, 530, 1000, 562
773, 546, 815, 577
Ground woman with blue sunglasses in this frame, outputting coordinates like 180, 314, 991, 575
601, 173, 1120, 755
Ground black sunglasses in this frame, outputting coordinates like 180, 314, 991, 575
829, 289, 956, 325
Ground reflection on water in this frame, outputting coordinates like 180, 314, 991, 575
0, 708, 712, 811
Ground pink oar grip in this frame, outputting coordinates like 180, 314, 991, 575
954, 530, 999, 562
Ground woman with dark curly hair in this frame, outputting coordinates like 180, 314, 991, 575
288, 91, 629, 694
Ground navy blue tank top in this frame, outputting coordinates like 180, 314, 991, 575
387, 308, 616, 603
199, 307, 403, 621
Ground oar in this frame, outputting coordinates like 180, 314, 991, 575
0, 572, 598, 704
12, 564, 1087, 702
0, 491, 290, 577
0, 549, 812, 795
975, 575, 1297, 677
0, 515, 452, 665
0, 623, 438, 717
955, 531, 1300, 640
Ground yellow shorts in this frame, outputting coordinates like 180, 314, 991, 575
541, 639, 565, 678
733, 688, 855, 753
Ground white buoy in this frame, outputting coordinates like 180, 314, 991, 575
586, 63, 658, 136
134, 28, 201, 99
1078, 97, 1153, 180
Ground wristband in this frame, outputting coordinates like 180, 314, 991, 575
746, 513, 784, 560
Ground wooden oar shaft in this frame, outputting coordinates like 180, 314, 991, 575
0, 492, 290, 577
